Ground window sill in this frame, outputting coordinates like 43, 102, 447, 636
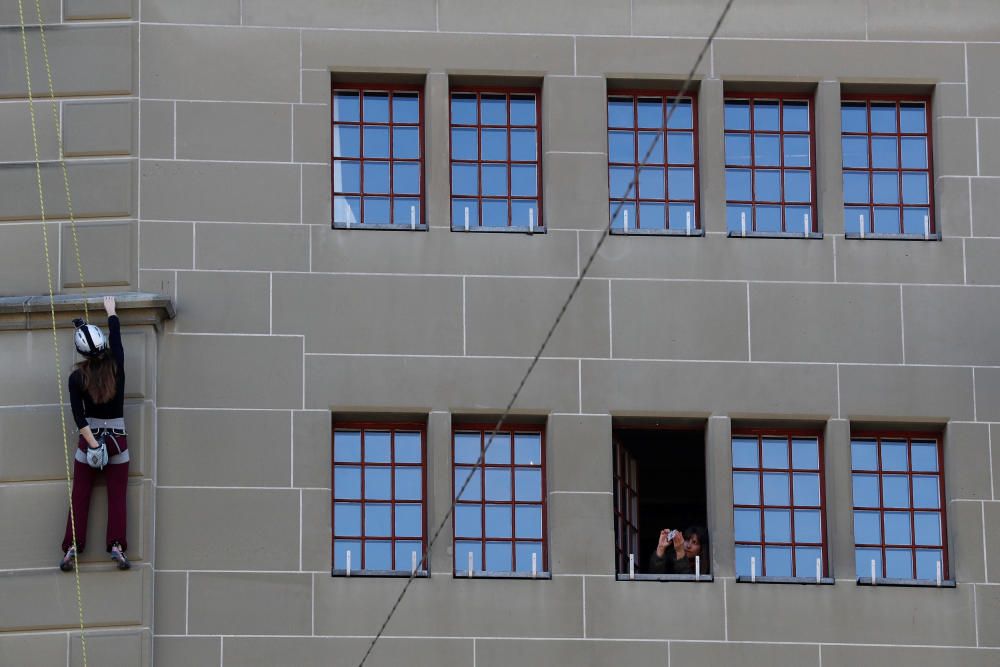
332, 222, 428, 231
610, 228, 704, 237
453, 571, 552, 580
331, 569, 430, 578
844, 232, 940, 241
736, 575, 835, 585
616, 573, 714, 582
450, 226, 545, 234
856, 577, 956, 588
727, 231, 823, 240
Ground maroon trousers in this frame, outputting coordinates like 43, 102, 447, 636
62, 435, 129, 553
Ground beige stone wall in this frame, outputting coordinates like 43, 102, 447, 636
1, 1, 999, 665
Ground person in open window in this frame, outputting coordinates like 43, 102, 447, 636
649, 525, 709, 575
59, 296, 130, 572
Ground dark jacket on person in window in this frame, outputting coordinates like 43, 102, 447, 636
648, 548, 703, 575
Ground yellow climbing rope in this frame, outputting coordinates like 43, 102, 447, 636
17, 0, 90, 664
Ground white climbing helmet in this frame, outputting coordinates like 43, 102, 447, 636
72, 318, 107, 358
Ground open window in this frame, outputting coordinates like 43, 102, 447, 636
613, 424, 709, 579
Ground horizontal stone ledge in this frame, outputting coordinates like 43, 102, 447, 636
0, 292, 174, 331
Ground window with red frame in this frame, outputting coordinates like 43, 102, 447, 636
331, 84, 424, 228
613, 441, 640, 574
724, 95, 816, 235
450, 89, 542, 231
453, 426, 546, 574
732, 431, 827, 578
332, 423, 426, 573
851, 433, 947, 580
842, 97, 934, 237
608, 92, 698, 233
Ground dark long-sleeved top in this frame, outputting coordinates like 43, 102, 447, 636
68, 315, 125, 429
649, 548, 697, 575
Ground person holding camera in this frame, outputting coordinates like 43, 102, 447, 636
649, 525, 709, 574
59, 296, 130, 572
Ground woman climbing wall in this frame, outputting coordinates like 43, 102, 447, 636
59, 296, 130, 572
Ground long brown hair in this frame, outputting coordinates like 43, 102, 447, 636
76, 354, 118, 404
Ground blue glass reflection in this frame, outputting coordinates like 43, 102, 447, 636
841, 103, 868, 133
510, 129, 537, 161
667, 132, 694, 164
668, 167, 695, 200
333, 125, 360, 158
365, 467, 391, 499
783, 102, 809, 131
608, 131, 635, 162
455, 467, 481, 501
668, 203, 696, 230
764, 509, 791, 541
365, 432, 391, 462
754, 101, 780, 131
870, 103, 897, 133
608, 97, 634, 128
515, 468, 542, 502
485, 468, 512, 501
515, 542, 543, 572
762, 438, 788, 468
727, 205, 752, 233
514, 434, 541, 465
395, 432, 421, 463
452, 198, 479, 228
363, 126, 389, 158
733, 472, 760, 504
725, 134, 751, 166
725, 101, 750, 131
783, 135, 810, 167
451, 127, 477, 160
510, 95, 536, 126
486, 542, 512, 571
481, 128, 507, 161
853, 510, 881, 544
481, 164, 507, 196
334, 466, 361, 499
363, 92, 389, 123
392, 93, 419, 123
763, 472, 790, 505
455, 505, 482, 538
334, 502, 361, 536
451, 94, 477, 125
726, 169, 752, 201
754, 134, 780, 166
638, 167, 665, 199
334, 431, 362, 462
481, 94, 506, 125
455, 432, 482, 464
639, 202, 666, 229
765, 546, 792, 576
485, 504, 512, 538
333, 91, 360, 122
884, 511, 911, 545
511, 165, 537, 197
899, 103, 926, 133
843, 172, 870, 204
900, 136, 927, 168
395, 468, 422, 500
637, 98, 663, 128
511, 200, 538, 228
734, 508, 761, 541
735, 545, 761, 576
855, 547, 881, 578
333, 161, 360, 193
455, 540, 481, 571
882, 475, 910, 508
915, 549, 943, 580
795, 546, 822, 577
793, 473, 821, 506
902, 172, 928, 204
334, 540, 361, 569
911, 441, 938, 471
395, 504, 422, 538
841, 136, 868, 168
755, 206, 781, 232
394, 198, 420, 226
784, 171, 811, 203
364, 162, 389, 194
515, 505, 543, 539
844, 207, 869, 235
872, 173, 899, 204
792, 438, 819, 469
365, 541, 392, 570
609, 166, 636, 199
871, 136, 898, 168
732, 437, 759, 467
852, 474, 879, 507
852, 439, 878, 470
637, 131, 664, 163
785, 206, 811, 233
393, 126, 420, 159
610, 202, 636, 230
885, 549, 912, 579
881, 440, 908, 471
334, 196, 360, 224
482, 199, 509, 227
452, 164, 478, 196
873, 207, 901, 234
393, 162, 420, 195
666, 99, 692, 129
794, 509, 822, 543
754, 170, 781, 201
914, 512, 941, 546
912, 475, 939, 509
365, 503, 391, 537
396, 541, 422, 571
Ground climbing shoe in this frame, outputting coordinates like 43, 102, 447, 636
59, 546, 77, 572
110, 543, 130, 570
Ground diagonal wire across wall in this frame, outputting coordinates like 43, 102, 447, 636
355, 1, 737, 664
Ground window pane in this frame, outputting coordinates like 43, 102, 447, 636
903, 207, 931, 235
754, 134, 780, 166
842, 135, 868, 168
668, 203, 696, 230
914, 512, 942, 546
885, 548, 913, 579
726, 169, 752, 201
754, 101, 780, 131
334, 502, 361, 536
873, 207, 901, 234
455, 432, 482, 464
451, 127, 477, 160
915, 549, 943, 580
794, 509, 822, 543
783, 102, 810, 131
786, 205, 811, 233
511, 164, 537, 197
364, 162, 390, 194
668, 167, 695, 200
481, 164, 507, 196
334, 466, 361, 499
667, 132, 694, 164
793, 473, 821, 506
396, 541, 422, 571
755, 170, 781, 202
725, 134, 751, 165
515, 505, 543, 539
333, 125, 361, 158
452, 164, 478, 196
482, 199, 509, 227
365, 504, 392, 537
365, 467, 391, 500
900, 103, 926, 133
764, 509, 791, 541
455, 505, 482, 538
852, 474, 879, 507
881, 440, 908, 471
333, 161, 361, 193
452, 198, 479, 228
638, 167, 665, 200
363, 92, 389, 123
725, 101, 750, 130
733, 471, 761, 505
608, 97, 634, 128
395, 432, 421, 463
911, 440, 938, 471
871, 103, 897, 133
486, 541, 513, 571
334, 540, 362, 569
844, 206, 869, 234
900, 136, 927, 168
333, 91, 361, 122
455, 540, 481, 571
667, 99, 693, 129
391, 92, 419, 123
734, 508, 761, 542
732, 437, 759, 467
481, 94, 506, 125
637, 97, 663, 128
611, 201, 636, 231
481, 128, 508, 161
396, 504, 422, 538
783, 135, 811, 167
763, 472, 790, 505
511, 129, 537, 161
755, 205, 781, 232
393, 198, 420, 226
855, 547, 882, 578
511, 200, 538, 228
393, 126, 420, 159
395, 468, 422, 501
762, 437, 788, 468
727, 205, 752, 233
639, 201, 666, 229
853, 510, 881, 544
516, 541, 543, 572
334, 196, 361, 224
485, 468, 512, 501
515, 468, 543, 501
735, 544, 762, 576
485, 504, 512, 538
610, 166, 636, 199
872, 172, 899, 204
364, 432, 391, 462
871, 136, 898, 169
884, 511, 912, 545
902, 173, 928, 204
455, 467, 481, 501
842, 103, 868, 132
843, 172, 871, 204
334, 431, 362, 462
637, 131, 664, 163
393, 162, 420, 195
451, 93, 477, 124
792, 438, 819, 469
764, 546, 792, 576
514, 433, 541, 465
795, 546, 822, 577
912, 475, 940, 509
363, 126, 390, 158
510, 95, 536, 125
882, 475, 910, 508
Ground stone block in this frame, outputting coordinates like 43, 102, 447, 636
139, 220, 192, 270
61, 220, 136, 288
0, 405, 70, 481
424, 72, 449, 229
140, 160, 299, 223
0, 634, 65, 666
158, 408, 291, 486
292, 410, 331, 488
176, 102, 292, 162
633, 0, 866, 39
933, 82, 969, 119
726, 581, 975, 645
903, 286, 1000, 365
300, 163, 329, 225
581, 360, 838, 418
543, 152, 611, 231
122, 328, 152, 399
612, 280, 748, 361
64, 0, 133, 20
935, 118, 978, 177
836, 237, 965, 284
138, 269, 175, 297
70, 629, 147, 667
0, 24, 133, 98
698, 78, 726, 234
979, 118, 1000, 177
0, 222, 59, 295
156, 488, 300, 570
936, 175, 972, 238
948, 500, 985, 583
302, 30, 574, 75
972, 178, 1000, 237
63, 100, 134, 157
222, 637, 471, 667
153, 571, 187, 636
0, 160, 134, 221
0, 567, 145, 631
440, 0, 628, 33
245, 0, 436, 29
583, 231, 836, 282
300, 489, 328, 571
986, 502, 1000, 583
823, 419, 854, 577
704, 416, 733, 575
292, 104, 329, 164
301, 70, 329, 105
312, 575, 583, 637
477, 639, 666, 667
967, 238, 1000, 284
173, 271, 270, 334
714, 39, 964, 83
672, 642, 818, 667
187, 572, 312, 635
945, 422, 993, 501
968, 43, 1000, 117
822, 645, 1000, 667
980, 584, 1000, 646
869, 0, 1000, 41
839, 364, 974, 421
158, 334, 302, 409
153, 637, 220, 667
272, 273, 463, 355
465, 277, 609, 358
548, 492, 614, 575
542, 76, 608, 155
0, 328, 76, 405
310, 224, 579, 276
547, 414, 612, 493
305, 355, 578, 413
143, 0, 240, 24
142, 25, 298, 102
139, 100, 173, 160
576, 36, 706, 78
583, 576, 724, 639
0, 102, 60, 163
749, 283, 902, 364
195, 222, 309, 271
815, 81, 843, 235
